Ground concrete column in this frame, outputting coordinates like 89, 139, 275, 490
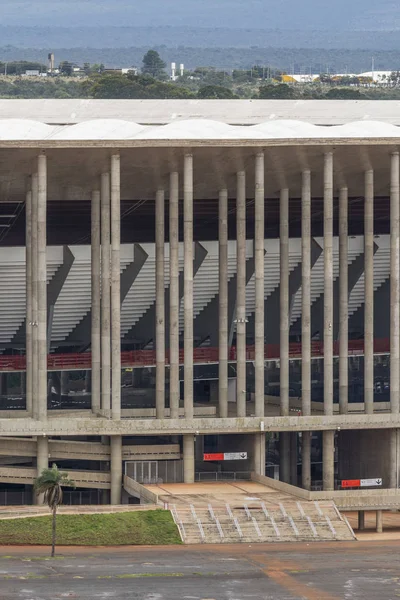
255, 152, 265, 418
253, 432, 266, 476
25, 190, 33, 414
339, 187, 349, 414
358, 510, 365, 531
184, 154, 194, 419
31, 174, 38, 418
35, 436, 48, 504
110, 435, 122, 505
183, 434, 195, 483
156, 188, 165, 419
37, 154, 47, 421
290, 432, 298, 485
236, 171, 247, 417
279, 187, 290, 485
389, 428, 397, 488
91, 190, 101, 414
364, 169, 374, 414
390, 152, 400, 414
169, 172, 180, 419
324, 152, 334, 416
280, 433, 290, 484
301, 170, 311, 418
219, 188, 228, 418
101, 172, 111, 416
376, 510, 383, 533
322, 430, 335, 491
301, 171, 312, 491
302, 431, 312, 490
111, 154, 121, 420
280, 188, 289, 417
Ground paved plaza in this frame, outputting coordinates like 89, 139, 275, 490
0, 540, 399, 599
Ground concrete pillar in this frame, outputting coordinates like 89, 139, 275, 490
280, 432, 290, 484
279, 187, 290, 485
301, 171, 311, 418
111, 154, 121, 420
280, 188, 289, 417
110, 435, 122, 505
25, 190, 33, 414
339, 187, 349, 414
290, 432, 298, 486
156, 188, 165, 419
236, 171, 247, 418
376, 510, 383, 533
358, 510, 365, 531
389, 428, 397, 488
322, 430, 335, 491
183, 434, 195, 483
31, 174, 39, 418
253, 433, 266, 476
184, 154, 194, 419
91, 190, 101, 414
301, 171, 312, 491
101, 172, 111, 416
169, 172, 180, 419
302, 431, 312, 490
255, 153, 265, 418
324, 152, 334, 416
37, 154, 47, 421
219, 189, 228, 418
364, 169, 374, 414
390, 152, 400, 414
35, 436, 48, 505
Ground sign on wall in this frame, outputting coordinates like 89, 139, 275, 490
204, 452, 248, 461
341, 478, 382, 488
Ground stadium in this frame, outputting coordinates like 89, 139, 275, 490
0, 98, 398, 510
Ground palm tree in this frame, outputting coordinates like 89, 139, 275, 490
34, 463, 75, 557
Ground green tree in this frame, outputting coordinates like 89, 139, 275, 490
198, 85, 238, 99
325, 87, 364, 99
34, 464, 75, 557
258, 83, 295, 99
142, 50, 166, 79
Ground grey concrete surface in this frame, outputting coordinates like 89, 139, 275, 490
1, 541, 400, 599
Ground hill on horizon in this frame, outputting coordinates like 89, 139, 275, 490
1, 0, 400, 31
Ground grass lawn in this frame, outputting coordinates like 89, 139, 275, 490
0, 510, 182, 546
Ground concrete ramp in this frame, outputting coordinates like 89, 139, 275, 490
148, 481, 355, 544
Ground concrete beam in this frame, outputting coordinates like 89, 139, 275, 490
1, 413, 400, 437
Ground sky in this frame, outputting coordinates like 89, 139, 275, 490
1, 0, 400, 30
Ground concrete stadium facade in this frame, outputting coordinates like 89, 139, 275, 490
0, 100, 398, 505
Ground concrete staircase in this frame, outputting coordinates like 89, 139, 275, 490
170, 500, 355, 544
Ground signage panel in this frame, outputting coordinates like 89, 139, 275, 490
224, 452, 248, 460
341, 479, 361, 488
360, 478, 382, 487
203, 452, 248, 461
203, 453, 224, 461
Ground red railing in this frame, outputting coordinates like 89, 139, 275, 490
0, 338, 391, 372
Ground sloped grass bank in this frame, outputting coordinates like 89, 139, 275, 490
0, 510, 181, 545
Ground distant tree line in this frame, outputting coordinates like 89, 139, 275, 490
1, 50, 400, 100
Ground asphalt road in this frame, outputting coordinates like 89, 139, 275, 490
0, 540, 399, 599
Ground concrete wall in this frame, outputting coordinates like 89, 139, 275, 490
338, 429, 396, 488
